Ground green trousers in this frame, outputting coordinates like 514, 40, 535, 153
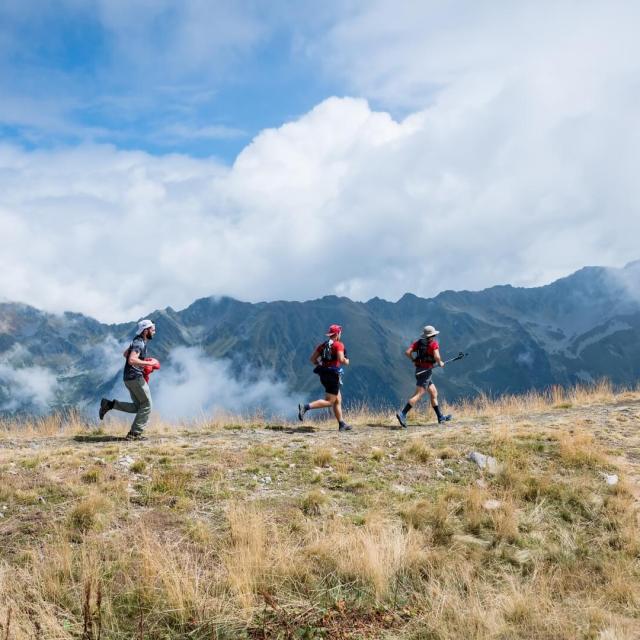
113, 377, 152, 435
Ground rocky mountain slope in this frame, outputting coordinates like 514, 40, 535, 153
0, 261, 638, 414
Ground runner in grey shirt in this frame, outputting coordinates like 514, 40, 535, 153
99, 319, 157, 440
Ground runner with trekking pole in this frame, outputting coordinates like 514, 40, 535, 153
297, 324, 352, 432
396, 325, 456, 428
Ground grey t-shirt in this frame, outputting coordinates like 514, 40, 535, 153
123, 336, 148, 381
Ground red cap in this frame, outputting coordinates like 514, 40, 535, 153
326, 324, 342, 336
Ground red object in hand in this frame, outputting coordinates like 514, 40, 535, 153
142, 358, 161, 383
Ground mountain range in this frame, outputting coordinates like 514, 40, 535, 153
0, 261, 639, 416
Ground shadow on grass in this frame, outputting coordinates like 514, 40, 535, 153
366, 423, 403, 430
265, 425, 317, 434
73, 434, 127, 443
365, 422, 441, 431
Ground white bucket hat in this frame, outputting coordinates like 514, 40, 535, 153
136, 319, 155, 335
422, 325, 440, 338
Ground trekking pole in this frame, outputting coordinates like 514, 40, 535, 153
441, 351, 468, 365
415, 352, 468, 376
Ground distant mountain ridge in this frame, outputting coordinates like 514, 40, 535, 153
1, 262, 639, 415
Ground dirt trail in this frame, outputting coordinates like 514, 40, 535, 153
1, 398, 639, 477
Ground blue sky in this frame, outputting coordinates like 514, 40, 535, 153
0, 1, 639, 321
0, 1, 348, 160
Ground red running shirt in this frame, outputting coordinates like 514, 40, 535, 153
410, 339, 439, 369
315, 339, 345, 369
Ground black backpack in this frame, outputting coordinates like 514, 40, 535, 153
321, 339, 334, 363
415, 338, 435, 363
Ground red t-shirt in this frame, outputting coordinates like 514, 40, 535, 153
315, 339, 345, 369
410, 339, 439, 369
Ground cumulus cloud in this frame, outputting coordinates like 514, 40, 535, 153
1, 92, 638, 321
605, 260, 640, 306
0, 364, 60, 413
148, 346, 296, 421
0, 2, 638, 321
92, 335, 129, 380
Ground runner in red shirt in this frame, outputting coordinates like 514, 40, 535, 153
396, 325, 452, 428
298, 324, 352, 432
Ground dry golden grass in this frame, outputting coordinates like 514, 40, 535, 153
455, 379, 624, 419
0, 384, 638, 638
311, 446, 334, 467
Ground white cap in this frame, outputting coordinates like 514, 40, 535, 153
136, 319, 155, 335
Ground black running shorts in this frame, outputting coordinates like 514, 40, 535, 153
320, 370, 341, 395
415, 368, 434, 388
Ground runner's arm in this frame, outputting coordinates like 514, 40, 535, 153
404, 346, 415, 361
127, 349, 150, 368
309, 347, 321, 365
433, 348, 445, 367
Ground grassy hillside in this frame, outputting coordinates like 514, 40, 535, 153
0, 382, 639, 639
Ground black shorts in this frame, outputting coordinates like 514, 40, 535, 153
415, 368, 434, 388
320, 370, 341, 395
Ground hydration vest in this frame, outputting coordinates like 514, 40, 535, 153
320, 339, 334, 364
415, 338, 436, 364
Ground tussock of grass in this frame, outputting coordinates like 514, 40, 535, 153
307, 519, 420, 601
371, 446, 384, 461
402, 438, 434, 463
311, 446, 334, 467
300, 489, 328, 515
80, 468, 101, 484
67, 494, 111, 534
557, 429, 608, 468
129, 460, 146, 474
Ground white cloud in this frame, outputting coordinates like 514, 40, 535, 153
606, 261, 640, 306
149, 346, 296, 421
314, 1, 640, 112
92, 335, 128, 380
0, 2, 638, 321
0, 363, 60, 413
